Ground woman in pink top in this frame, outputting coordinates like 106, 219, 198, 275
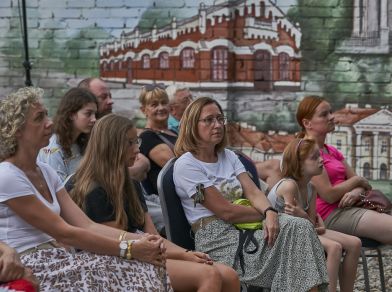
296, 95, 392, 244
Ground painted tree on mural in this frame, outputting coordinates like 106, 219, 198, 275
288, 0, 392, 108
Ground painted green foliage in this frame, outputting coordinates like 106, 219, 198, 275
288, 0, 392, 107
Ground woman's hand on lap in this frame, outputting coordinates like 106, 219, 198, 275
264, 211, 279, 247
132, 234, 166, 267
182, 251, 213, 265
0, 247, 25, 282
338, 191, 361, 208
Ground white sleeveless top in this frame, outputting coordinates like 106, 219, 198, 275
268, 178, 313, 213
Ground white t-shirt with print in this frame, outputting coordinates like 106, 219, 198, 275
174, 149, 246, 224
0, 161, 62, 253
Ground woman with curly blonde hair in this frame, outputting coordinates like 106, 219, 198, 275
0, 87, 171, 291
38, 87, 97, 181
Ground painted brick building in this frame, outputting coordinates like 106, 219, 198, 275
99, 0, 302, 91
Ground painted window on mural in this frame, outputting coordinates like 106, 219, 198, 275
336, 139, 342, 150
381, 139, 388, 153
380, 163, 388, 180
142, 54, 150, 69
279, 53, 290, 80
364, 137, 371, 152
181, 48, 195, 69
363, 162, 371, 179
212, 47, 228, 81
159, 52, 169, 69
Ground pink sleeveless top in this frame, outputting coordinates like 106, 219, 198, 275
316, 144, 346, 220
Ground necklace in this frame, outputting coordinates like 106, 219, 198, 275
24, 166, 52, 202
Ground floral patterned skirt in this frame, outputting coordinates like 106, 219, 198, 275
21, 248, 172, 292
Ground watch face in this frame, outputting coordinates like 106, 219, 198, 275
120, 241, 128, 250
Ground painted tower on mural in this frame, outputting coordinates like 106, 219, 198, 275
99, 0, 302, 92
338, 0, 391, 54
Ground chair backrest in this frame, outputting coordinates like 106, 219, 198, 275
157, 157, 195, 250
233, 150, 261, 189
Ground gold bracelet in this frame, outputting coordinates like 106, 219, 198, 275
118, 231, 127, 241
126, 240, 137, 260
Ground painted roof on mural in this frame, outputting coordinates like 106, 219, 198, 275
117, 0, 301, 48
354, 109, 392, 128
333, 106, 379, 126
227, 122, 294, 153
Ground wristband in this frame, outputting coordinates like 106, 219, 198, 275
264, 206, 278, 217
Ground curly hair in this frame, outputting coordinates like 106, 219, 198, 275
53, 88, 98, 158
0, 87, 44, 162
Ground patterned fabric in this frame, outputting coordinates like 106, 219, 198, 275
38, 134, 82, 182
21, 248, 172, 292
195, 214, 329, 292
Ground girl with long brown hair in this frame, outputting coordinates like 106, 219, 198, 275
38, 87, 97, 181
268, 138, 361, 292
71, 113, 240, 292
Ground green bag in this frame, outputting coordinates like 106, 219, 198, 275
232, 198, 263, 230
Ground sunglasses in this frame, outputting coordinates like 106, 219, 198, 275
143, 83, 166, 92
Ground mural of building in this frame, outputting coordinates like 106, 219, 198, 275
227, 122, 294, 161
327, 104, 392, 180
99, 0, 302, 91
229, 103, 392, 183
338, 0, 391, 54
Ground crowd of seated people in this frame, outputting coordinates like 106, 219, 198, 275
0, 80, 384, 291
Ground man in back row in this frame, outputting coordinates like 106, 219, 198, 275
165, 85, 193, 134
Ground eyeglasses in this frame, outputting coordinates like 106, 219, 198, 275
128, 137, 142, 147
198, 116, 227, 126
143, 83, 166, 92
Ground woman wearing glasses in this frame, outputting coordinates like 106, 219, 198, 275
71, 113, 240, 292
173, 97, 328, 291
38, 88, 97, 182
0, 87, 171, 291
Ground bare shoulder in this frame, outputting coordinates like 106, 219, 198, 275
277, 179, 298, 194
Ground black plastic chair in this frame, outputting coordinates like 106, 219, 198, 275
233, 150, 261, 188
157, 152, 264, 292
157, 157, 194, 250
359, 237, 386, 292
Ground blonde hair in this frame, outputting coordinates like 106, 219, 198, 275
281, 138, 317, 180
71, 114, 144, 229
174, 96, 227, 157
139, 87, 168, 107
0, 87, 44, 161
